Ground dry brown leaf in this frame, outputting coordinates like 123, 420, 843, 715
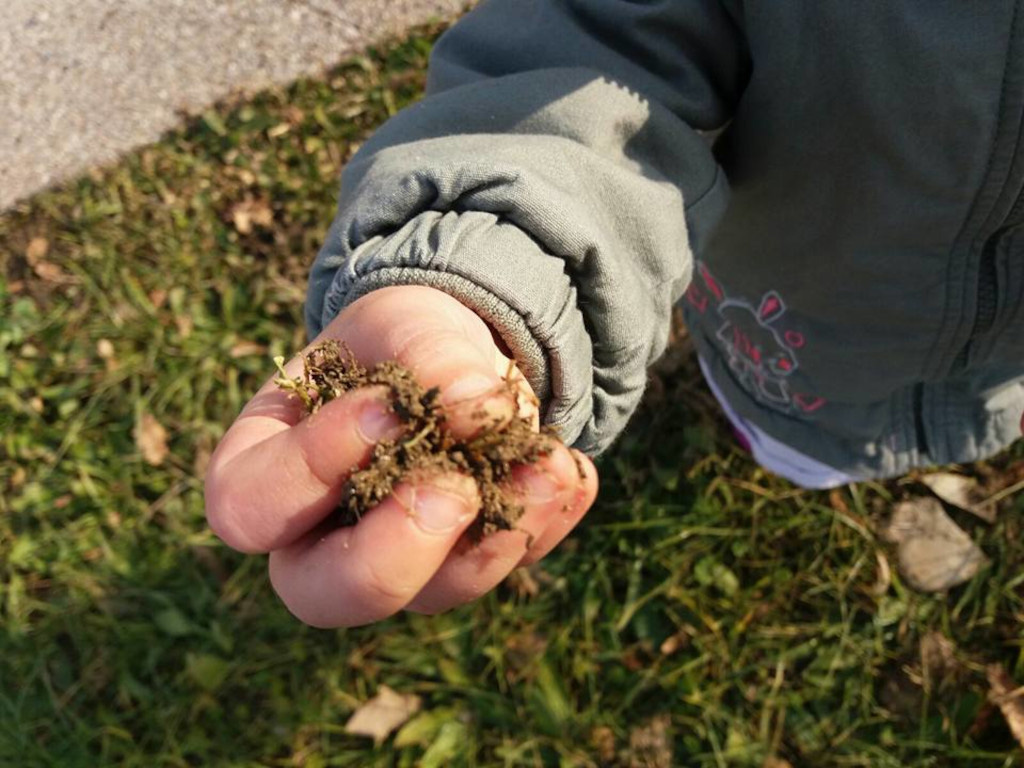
660, 627, 695, 656
987, 664, 1024, 749
149, 288, 168, 309
506, 566, 540, 598
659, 633, 683, 656
504, 630, 548, 676
920, 631, 959, 692
920, 472, 997, 522
590, 726, 617, 764
96, 339, 118, 370
829, 487, 852, 515
229, 340, 267, 359
230, 207, 252, 234
193, 436, 213, 480
230, 197, 273, 234
882, 497, 988, 592
135, 412, 169, 466
871, 550, 893, 596
880, 665, 925, 718
343, 685, 421, 745
33, 260, 68, 283
628, 715, 672, 768
175, 315, 193, 339
25, 236, 49, 263
110, 301, 138, 327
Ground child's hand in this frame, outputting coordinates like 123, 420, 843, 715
204, 286, 598, 627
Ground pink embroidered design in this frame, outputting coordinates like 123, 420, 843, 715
699, 262, 724, 302
793, 393, 826, 413
685, 283, 709, 313
687, 261, 827, 415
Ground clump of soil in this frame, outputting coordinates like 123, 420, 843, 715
274, 340, 555, 537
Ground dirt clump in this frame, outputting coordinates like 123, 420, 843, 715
274, 340, 554, 537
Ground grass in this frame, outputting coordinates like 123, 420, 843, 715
3, 22, 1024, 768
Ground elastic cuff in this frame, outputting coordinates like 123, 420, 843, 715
318, 212, 596, 448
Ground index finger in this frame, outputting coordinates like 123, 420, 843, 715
268, 473, 481, 627
205, 377, 404, 554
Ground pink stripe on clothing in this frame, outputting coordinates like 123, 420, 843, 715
698, 357, 858, 489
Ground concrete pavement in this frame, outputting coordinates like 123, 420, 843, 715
1, 0, 466, 211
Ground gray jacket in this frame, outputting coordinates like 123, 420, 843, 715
307, 0, 1024, 479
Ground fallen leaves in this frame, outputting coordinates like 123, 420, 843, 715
988, 664, 1024, 749
919, 631, 960, 693
175, 314, 194, 340
503, 630, 548, 680
96, 338, 115, 359
96, 338, 118, 371
590, 726, 617, 764
32, 261, 69, 282
24, 235, 73, 284
25, 236, 49, 262
882, 497, 987, 592
344, 686, 421, 745
506, 565, 540, 598
875, 468, 1024, 593
148, 288, 168, 309
920, 472, 996, 522
192, 434, 213, 480
229, 197, 273, 234
659, 632, 687, 657
627, 715, 673, 768
135, 412, 169, 466
871, 550, 892, 596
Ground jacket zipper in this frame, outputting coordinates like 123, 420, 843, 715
920, 227, 1004, 459
919, 202, 1018, 456
953, 181, 1024, 371
951, 234, 1002, 372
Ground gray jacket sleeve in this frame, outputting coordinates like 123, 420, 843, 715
306, 0, 749, 454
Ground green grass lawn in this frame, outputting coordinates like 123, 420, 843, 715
3, 24, 1024, 768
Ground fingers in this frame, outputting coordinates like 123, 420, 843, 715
334, 286, 517, 437
403, 446, 597, 615
206, 287, 533, 555
205, 385, 403, 554
268, 473, 480, 628
517, 450, 598, 566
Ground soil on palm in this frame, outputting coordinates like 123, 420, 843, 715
275, 340, 554, 537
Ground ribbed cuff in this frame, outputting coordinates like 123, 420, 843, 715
319, 209, 598, 450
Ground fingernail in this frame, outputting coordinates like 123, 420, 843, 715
356, 399, 402, 443
412, 486, 475, 534
569, 449, 589, 480
518, 467, 565, 504
442, 374, 498, 406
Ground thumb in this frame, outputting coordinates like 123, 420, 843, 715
319, 285, 521, 437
